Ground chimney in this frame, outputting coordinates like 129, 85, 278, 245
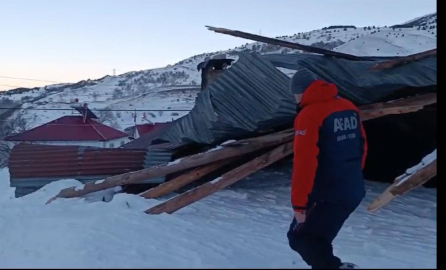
198, 55, 234, 91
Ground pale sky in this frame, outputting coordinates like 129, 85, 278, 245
0, 0, 436, 91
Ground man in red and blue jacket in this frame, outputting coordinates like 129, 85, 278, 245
287, 69, 368, 269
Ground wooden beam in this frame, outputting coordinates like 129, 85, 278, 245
46, 130, 294, 204
145, 141, 293, 214
139, 159, 234, 199
141, 94, 435, 204
223, 129, 294, 146
370, 49, 436, 71
360, 105, 424, 121
143, 94, 437, 214
205, 26, 381, 61
367, 158, 437, 213
358, 93, 436, 110
358, 93, 436, 121
139, 131, 294, 199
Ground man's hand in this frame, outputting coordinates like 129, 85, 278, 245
294, 211, 306, 223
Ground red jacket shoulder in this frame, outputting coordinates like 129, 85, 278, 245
337, 97, 360, 112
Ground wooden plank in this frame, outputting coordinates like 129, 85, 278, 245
46, 130, 294, 204
139, 159, 233, 199
145, 142, 293, 214
370, 49, 436, 71
205, 26, 382, 61
360, 106, 424, 121
223, 129, 294, 146
367, 158, 437, 213
359, 93, 436, 121
358, 93, 436, 110
138, 95, 433, 200
143, 94, 436, 214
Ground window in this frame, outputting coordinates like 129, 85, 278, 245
109, 143, 115, 148
120, 141, 125, 146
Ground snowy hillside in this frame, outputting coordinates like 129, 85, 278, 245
334, 14, 436, 56
0, 12, 436, 134
0, 161, 437, 268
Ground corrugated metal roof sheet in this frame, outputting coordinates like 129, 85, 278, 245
8, 143, 173, 189
157, 52, 436, 146
159, 53, 295, 145
261, 53, 437, 105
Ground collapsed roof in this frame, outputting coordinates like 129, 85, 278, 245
157, 52, 436, 145
30, 25, 437, 212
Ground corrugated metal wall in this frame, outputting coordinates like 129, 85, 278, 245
8, 143, 173, 191
159, 52, 436, 146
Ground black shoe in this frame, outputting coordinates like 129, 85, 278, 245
339, 262, 360, 269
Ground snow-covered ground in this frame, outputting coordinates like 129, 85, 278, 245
0, 161, 436, 268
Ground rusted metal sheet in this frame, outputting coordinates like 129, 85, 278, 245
8, 143, 173, 193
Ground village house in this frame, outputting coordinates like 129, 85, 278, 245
4, 114, 129, 148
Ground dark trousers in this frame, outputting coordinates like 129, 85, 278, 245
287, 201, 359, 269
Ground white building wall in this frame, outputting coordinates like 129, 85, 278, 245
21, 137, 130, 148
104, 137, 130, 148
25, 140, 104, 147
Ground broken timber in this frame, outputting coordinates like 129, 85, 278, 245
140, 132, 299, 199
46, 93, 436, 206
144, 94, 437, 213
46, 129, 294, 204
145, 142, 293, 214
139, 159, 233, 199
359, 93, 436, 121
141, 94, 436, 200
205, 26, 436, 72
205, 26, 375, 61
367, 157, 437, 213
370, 48, 437, 71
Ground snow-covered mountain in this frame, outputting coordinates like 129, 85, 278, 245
0, 12, 436, 134
334, 13, 436, 56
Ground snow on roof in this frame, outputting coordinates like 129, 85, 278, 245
5, 116, 128, 142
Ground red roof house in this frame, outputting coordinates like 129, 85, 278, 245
4, 116, 129, 148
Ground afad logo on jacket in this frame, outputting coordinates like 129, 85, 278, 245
334, 113, 359, 142
295, 129, 307, 136
334, 114, 358, 133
